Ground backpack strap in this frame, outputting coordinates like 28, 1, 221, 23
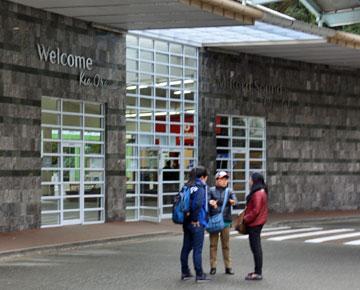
220, 188, 229, 214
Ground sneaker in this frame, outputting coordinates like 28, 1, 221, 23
196, 274, 211, 283
225, 268, 234, 275
181, 273, 194, 281
245, 273, 263, 281
210, 268, 216, 275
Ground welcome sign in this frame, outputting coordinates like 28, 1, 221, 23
36, 44, 115, 89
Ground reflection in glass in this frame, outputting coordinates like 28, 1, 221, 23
85, 197, 102, 209
63, 115, 81, 127
42, 185, 60, 196
42, 97, 58, 111
42, 113, 59, 125
42, 156, 59, 168
42, 128, 59, 140
233, 139, 246, 148
140, 183, 158, 195
63, 170, 80, 182
41, 170, 60, 182
233, 117, 246, 127
216, 138, 229, 148
63, 211, 80, 220
63, 146, 80, 155
250, 140, 263, 148
63, 101, 81, 113
63, 156, 80, 168
41, 213, 60, 225
155, 40, 168, 51
84, 211, 102, 222
62, 130, 81, 140
85, 117, 102, 128
85, 157, 104, 168
85, 103, 102, 115
140, 195, 158, 206
63, 198, 79, 210
250, 118, 265, 128
126, 184, 136, 195
85, 184, 102, 195
63, 183, 80, 195
84, 131, 102, 142
41, 199, 60, 211
85, 144, 102, 155
85, 171, 104, 182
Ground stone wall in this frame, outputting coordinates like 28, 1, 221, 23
0, 0, 126, 231
199, 48, 360, 213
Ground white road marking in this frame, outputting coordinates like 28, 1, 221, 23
262, 226, 291, 232
344, 239, 360, 246
305, 232, 360, 243
235, 227, 323, 240
268, 229, 354, 241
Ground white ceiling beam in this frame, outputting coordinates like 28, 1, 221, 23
322, 9, 360, 27
248, 0, 283, 4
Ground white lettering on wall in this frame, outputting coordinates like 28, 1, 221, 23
36, 44, 93, 71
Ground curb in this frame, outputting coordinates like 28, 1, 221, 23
0, 231, 180, 261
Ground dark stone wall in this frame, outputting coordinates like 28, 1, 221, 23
0, 0, 126, 231
200, 48, 360, 213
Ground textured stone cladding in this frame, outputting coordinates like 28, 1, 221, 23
200, 49, 360, 213
0, 0, 126, 232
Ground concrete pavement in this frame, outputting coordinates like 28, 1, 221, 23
0, 210, 359, 259
1, 232, 360, 290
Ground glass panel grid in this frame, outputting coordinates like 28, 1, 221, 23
215, 115, 266, 207
126, 34, 198, 221
41, 97, 105, 227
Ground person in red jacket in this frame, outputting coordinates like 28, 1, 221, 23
244, 172, 268, 281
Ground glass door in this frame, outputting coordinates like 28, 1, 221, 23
231, 149, 249, 209
159, 150, 182, 218
61, 142, 83, 225
139, 148, 160, 222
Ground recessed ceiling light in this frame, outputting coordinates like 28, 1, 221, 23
13, 27, 20, 31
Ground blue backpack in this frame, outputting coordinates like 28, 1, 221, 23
172, 185, 191, 224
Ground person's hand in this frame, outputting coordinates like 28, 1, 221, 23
229, 199, 236, 206
209, 200, 218, 208
191, 221, 200, 227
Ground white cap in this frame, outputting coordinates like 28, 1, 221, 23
215, 171, 229, 179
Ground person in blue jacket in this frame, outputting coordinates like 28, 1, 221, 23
180, 166, 211, 283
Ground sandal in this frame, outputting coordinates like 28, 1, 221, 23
245, 273, 263, 281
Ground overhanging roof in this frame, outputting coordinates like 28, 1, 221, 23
136, 23, 360, 69
9, 0, 360, 69
9, 0, 255, 29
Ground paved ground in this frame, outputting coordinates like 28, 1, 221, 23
0, 210, 359, 258
1, 223, 360, 290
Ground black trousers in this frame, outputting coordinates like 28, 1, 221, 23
247, 225, 263, 275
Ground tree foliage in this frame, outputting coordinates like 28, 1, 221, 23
266, 0, 360, 35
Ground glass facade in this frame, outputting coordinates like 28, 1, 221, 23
215, 115, 266, 207
126, 34, 198, 221
41, 97, 105, 227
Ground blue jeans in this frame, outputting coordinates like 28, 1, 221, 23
180, 223, 205, 277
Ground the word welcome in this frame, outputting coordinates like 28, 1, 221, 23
37, 44, 93, 71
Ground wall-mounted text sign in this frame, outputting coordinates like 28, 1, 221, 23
36, 44, 117, 89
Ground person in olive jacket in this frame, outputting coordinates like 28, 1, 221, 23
244, 172, 269, 281
208, 171, 238, 275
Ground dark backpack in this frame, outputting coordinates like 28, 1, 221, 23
172, 185, 191, 224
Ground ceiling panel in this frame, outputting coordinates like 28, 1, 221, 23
10, 0, 241, 29
212, 42, 360, 68
316, 0, 360, 12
